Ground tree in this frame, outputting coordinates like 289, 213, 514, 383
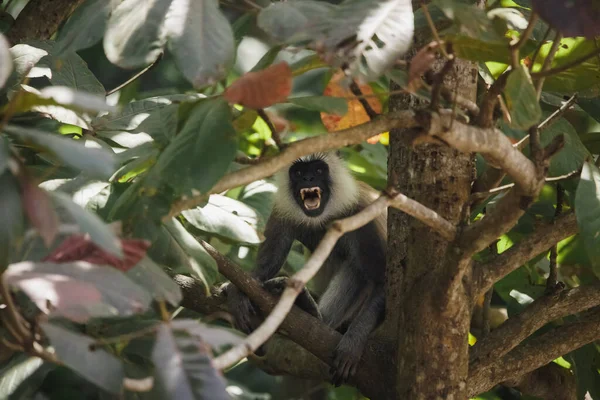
0, 0, 599, 399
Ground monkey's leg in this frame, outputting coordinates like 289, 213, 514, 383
317, 268, 364, 330
330, 286, 384, 386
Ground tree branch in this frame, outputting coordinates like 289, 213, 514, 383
165, 110, 419, 219
6, 0, 85, 44
474, 213, 578, 296
531, 46, 600, 79
470, 283, 600, 367
468, 307, 600, 396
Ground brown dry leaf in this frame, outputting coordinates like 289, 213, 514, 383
44, 234, 150, 272
407, 42, 438, 93
320, 71, 383, 144
224, 62, 292, 109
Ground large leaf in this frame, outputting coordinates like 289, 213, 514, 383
287, 96, 348, 115
4, 125, 116, 180
40, 323, 125, 394
0, 33, 12, 88
54, 0, 117, 55
568, 344, 600, 400
503, 66, 542, 129
126, 256, 182, 306
5, 261, 152, 322
575, 161, 600, 276
0, 172, 24, 267
182, 194, 262, 244
171, 319, 244, 352
51, 192, 122, 257
0, 355, 43, 398
350, 0, 414, 78
165, 0, 235, 88
449, 34, 511, 63
238, 179, 278, 231
103, 0, 170, 68
163, 218, 218, 287
541, 115, 591, 177
151, 324, 229, 400
148, 98, 237, 195
257, 0, 335, 43
12, 40, 106, 95
532, 0, 600, 39
532, 38, 600, 95
433, 0, 508, 42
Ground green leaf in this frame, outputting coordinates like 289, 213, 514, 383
163, 218, 218, 287
51, 192, 122, 257
432, 0, 507, 43
503, 66, 542, 129
0, 33, 12, 88
165, 0, 235, 88
103, 0, 170, 68
149, 98, 237, 196
238, 179, 278, 232
540, 115, 591, 177
580, 132, 600, 154
126, 256, 182, 306
287, 96, 348, 115
448, 34, 511, 63
151, 324, 229, 400
5, 261, 152, 322
0, 355, 43, 398
40, 323, 125, 394
575, 161, 600, 276
54, 0, 116, 55
182, 195, 262, 245
92, 94, 201, 132
171, 319, 244, 352
569, 344, 600, 400
532, 38, 600, 95
9, 85, 116, 116
0, 172, 25, 267
257, 0, 335, 43
4, 125, 117, 180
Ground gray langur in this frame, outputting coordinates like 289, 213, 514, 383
227, 151, 386, 386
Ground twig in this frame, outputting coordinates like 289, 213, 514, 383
534, 31, 563, 99
421, 2, 449, 59
257, 109, 286, 150
509, 12, 538, 68
349, 80, 379, 120
482, 288, 493, 337
474, 213, 578, 296
430, 55, 455, 111
539, 94, 578, 130
545, 184, 564, 293
90, 324, 159, 349
476, 71, 510, 128
212, 195, 391, 370
106, 53, 163, 96
234, 155, 263, 165
531, 46, 600, 79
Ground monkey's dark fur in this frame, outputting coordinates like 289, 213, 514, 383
227, 152, 386, 386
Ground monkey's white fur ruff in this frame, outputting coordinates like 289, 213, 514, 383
273, 152, 360, 227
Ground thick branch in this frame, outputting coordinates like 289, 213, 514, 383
470, 283, 600, 366
166, 111, 418, 219
6, 0, 85, 44
474, 213, 578, 295
468, 307, 600, 396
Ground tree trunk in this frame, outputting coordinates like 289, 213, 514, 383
386, 14, 479, 399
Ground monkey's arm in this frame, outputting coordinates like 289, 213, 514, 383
227, 214, 295, 333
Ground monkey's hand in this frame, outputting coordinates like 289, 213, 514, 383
224, 283, 258, 334
331, 334, 366, 387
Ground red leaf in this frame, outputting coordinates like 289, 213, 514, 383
20, 178, 59, 247
44, 234, 150, 272
224, 62, 292, 109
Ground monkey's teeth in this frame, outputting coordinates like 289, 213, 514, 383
301, 187, 322, 210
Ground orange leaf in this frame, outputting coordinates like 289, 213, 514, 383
20, 176, 59, 248
320, 71, 383, 143
407, 42, 438, 93
224, 62, 292, 109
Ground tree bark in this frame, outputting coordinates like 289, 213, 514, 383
6, 0, 85, 45
386, 3, 479, 397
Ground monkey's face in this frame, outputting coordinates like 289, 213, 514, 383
288, 159, 331, 217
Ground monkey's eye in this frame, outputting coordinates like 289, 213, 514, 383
316, 168, 323, 175
295, 170, 302, 177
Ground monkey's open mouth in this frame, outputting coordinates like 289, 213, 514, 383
300, 187, 322, 210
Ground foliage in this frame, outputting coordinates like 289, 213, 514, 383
0, 0, 598, 399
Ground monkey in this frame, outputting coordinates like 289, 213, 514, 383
226, 151, 387, 386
